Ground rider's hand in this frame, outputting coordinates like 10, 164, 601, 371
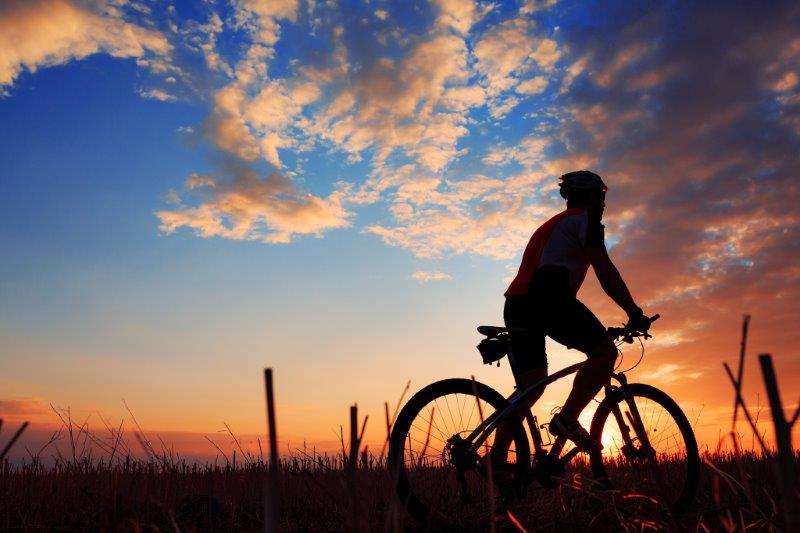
626, 308, 651, 333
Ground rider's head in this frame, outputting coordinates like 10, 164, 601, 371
559, 170, 607, 216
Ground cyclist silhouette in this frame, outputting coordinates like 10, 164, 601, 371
493, 171, 651, 456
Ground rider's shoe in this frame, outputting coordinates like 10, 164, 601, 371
548, 414, 602, 451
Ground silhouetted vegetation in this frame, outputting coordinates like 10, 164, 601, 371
0, 444, 794, 531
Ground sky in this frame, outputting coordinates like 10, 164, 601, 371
1, 0, 799, 462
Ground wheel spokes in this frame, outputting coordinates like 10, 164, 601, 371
401, 393, 518, 523
600, 396, 690, 508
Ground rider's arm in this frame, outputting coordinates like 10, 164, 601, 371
585, 244, 642, 318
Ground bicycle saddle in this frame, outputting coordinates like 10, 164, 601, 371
477, 325, 507, 338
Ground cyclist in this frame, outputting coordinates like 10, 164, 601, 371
494, 170, 651, 456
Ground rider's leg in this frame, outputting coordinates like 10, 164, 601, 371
558, 339, 617, 421
491, 366, 547, 463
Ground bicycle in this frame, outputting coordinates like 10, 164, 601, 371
388, 315, 700, 529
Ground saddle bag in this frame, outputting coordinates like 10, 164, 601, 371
476, 337, 508, 366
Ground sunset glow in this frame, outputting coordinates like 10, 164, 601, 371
1, 0, 799, 463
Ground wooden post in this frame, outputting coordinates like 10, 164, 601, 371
350, 404, 358, 467
348, 404, 360, 531
0, 421, 29, 461
732, 314, 750, 426
758, 354, 799, 531
264, 368, 280, 533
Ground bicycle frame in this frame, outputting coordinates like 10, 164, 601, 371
463, 363, 644, 461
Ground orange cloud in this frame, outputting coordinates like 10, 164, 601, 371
0, 0, 170, 91
232, 0, 298, 46
411, 270, 453, 282
157, 169, 351, 243
434, 0, 480, 36
0, 398, 48, 421
474, 17, 560, 97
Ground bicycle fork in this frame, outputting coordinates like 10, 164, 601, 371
607, 374, 657, 462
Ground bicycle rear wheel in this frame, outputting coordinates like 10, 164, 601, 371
589, 383, 700, 512
389, 378, 530, 530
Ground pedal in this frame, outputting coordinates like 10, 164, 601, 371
534, 416, 553, 447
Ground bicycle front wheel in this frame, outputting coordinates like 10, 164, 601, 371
389, 378, 530, 530
589, 383, 700, 513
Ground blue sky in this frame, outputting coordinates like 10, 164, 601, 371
1, 0, 799, 457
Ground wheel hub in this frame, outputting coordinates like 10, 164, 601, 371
621, 442, 656, 463
445, 434, 480, 471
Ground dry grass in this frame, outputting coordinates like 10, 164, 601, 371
0, 444, 792, 531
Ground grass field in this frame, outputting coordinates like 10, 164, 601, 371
0, 447, 790, 531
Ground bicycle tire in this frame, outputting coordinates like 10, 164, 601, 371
589, 383, 700, 513
389, 378, 530, 529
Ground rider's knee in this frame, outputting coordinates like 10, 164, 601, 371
590, 339, 617, 367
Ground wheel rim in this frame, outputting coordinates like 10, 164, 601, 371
397, 391, 523, 527
593, 391, 696, 511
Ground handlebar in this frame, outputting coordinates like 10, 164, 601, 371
608, 314, 660, 344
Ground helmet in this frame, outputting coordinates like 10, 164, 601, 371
558, 170, 608, 199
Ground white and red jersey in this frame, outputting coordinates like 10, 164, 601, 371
505, 208, 605, 298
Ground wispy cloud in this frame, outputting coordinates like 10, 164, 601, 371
640, 364, 702, 384
411, 270, 453, 282
0, 398, 47, 419
138, 88, 175, 102
157, 167, 351, 244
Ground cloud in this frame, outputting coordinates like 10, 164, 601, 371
411, 270, 453, 282
138, 88, 176, 102
365, 173, 557, 259
483, 135, 550, 168
181, 11, 233, 77
434, 0, 479, 35
489, 96, 521, 119
640, 364, 702, 384
0, 0, 171, 91
516, 75, 548, 95
306, 32, 474, 173
184, 174, 216, 189
474, 18, 560, 96
591, 41, 656, 88
520, 0, 558, 14
207, 85, 262, 161
0, 398, 48, 419
232, 0, 298, 45
167, 3, 562, 262
157, 168, 352, 244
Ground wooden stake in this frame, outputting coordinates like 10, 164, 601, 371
348, 403, 364, 532
380, 401, 391, 459
732, 315, 750, 427
758, 354, 799, 531
723, 363, 768, 453
350, 404, 358, 467
264, 368, 280, 533
0, 421, 28, 461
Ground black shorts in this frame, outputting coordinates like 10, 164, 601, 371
504, 265, 612, 376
